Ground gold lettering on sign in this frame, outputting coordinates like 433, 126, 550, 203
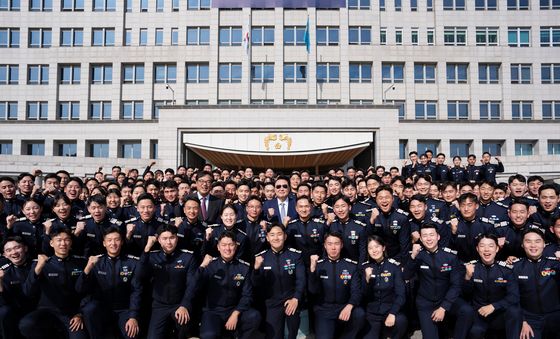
264, 134, 292, 151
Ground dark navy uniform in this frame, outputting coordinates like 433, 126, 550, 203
79, 216, 123, 257
449, 166, 468, 184
494, 221, 542, 260
513, 256, 560, 339
7, 218, 46, 257
311, 203, 330, 219
404, 247, 473, 339
125, 216, 164, 257
308, 257, 364, 339
479, 162, 504, 184
438, 202, 460, 222
3, 197, 23, 217
107, 206, 129, 222
286, 217, 326, 265
368, 208, 411, 262
252, 247, 306, 339
424, 197, 446, 219
360, 258, 408, 339
416, 163, 436, 177
476, 200, 509, 225
410, 215, 451, 248
161, 201, 182, 221
329, 219, 367, 263
449, 217, 495, 263
204, 223, 250, 262
41, 216, 79, 256
233, 201, 248, 222
0, 260, 34, 339
70, 199, 87, 219
141, 249, 198, 338
20, 255, 88, 339
198, 257, 261, 339
466, 164, 481, 183
240, 217, 269, 259
351, 201, 373, 224
434, 164, 450, 183
543, 242, 560, 258
76, 253, 142, 338
529, 207, 560, 242
176, 218, 206, 263
463, 260, 521, 339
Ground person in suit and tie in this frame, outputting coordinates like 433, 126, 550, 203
263, 176, 297, 226
190, 171, 224, 225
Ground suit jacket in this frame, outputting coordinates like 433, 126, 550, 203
189, 193, 224, 225
263, 197, 298, 224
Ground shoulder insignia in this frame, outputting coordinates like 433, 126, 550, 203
495, 201, 508, 208
361, 261, 369, 266
235, 219, 243, 224
288, 248, 302, 254
207, 223, 220, 228
156, 217, 171, 224
150, 250, 161, 253
467, 260, 478, 265
511, 258, 521, 264
255, 250, 267, 257
355, 220, 366, 227
180, 249, 194, 254
344, 258, 358, 265
288, 219, 298, 224
480, 217, 491, 224
71, 255, 86, 259
396, 209, 409, 216
127, 255, 140, 260
312, 218, 325, 223
365, 208, 374, 213
498, 261, 513, 269
546, 257, 559, 261
211, 257, 218, 261
443, 247, 458, 255
79, 215, 92, 221
359, 201, 372, 207
238, 259, 250, 266
110, 218, 122, 226
237, 229, 247, 236
388, 258, 401, 266
430, 216, 443, 224
1, 263, 11, 270
317, 259, 325, 263
494, 221, 509, 228
125, 217, 138, 223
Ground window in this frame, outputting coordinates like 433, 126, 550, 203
187, 0, 210, 10
62, 0, 84, 11
120, 141, 141, 158
172, 0, 179, 11
150, 140, 158, 158
475, 0, 497, 9
380, 0, 385, 10
450, 141, 471, 157
91, 64, 112, 84
154, 63, 177, 84
283, 63, 307, 83
548, 141, 560, 155
395, 28, 403, 45
252, 27, 274, 46
139, 28, 147, 46
541, 64, 560, 84
483, 141, 503, 156
444, 27, 467, 46
386, 100, 406, 119
27, 65, 48, 85
512, 101, 533, 120
382, 63, 404, 83
284, 26, 306, 46
219, 27, 242, 46
155, 28, 164, 45
415, 101, 437, 119
0, 141, 12, 154
23, 141, 45, 156
476, 27, 498, 46
0, 28, 19, 47
124, 29, 132, 46
93, 0, 115, 11
30, 0, 52, 11
251, 63, 274, 83
317, 99, 340, 105
122, 101, 143, 120
217, 99, 242, 105
153, 100, 173, 119
540, 0, 560, 9
515, 141, 534, 156
171, 28, 178, 46
0, 64, 18, 84
140, 0, 148, 11
478, 63, 500, 84
0, 102, 17, 120
26, 101, 48, 120
187, 27, 210, 45
60, 28, 83, 47
185, 99, 209, 105
58, 101, 79, 120
348, 0, 370, 9
186, 63, 209, 83
349, 63, 372, 83
395, 0, 402, 10
414, 63, 436, 83
317, 63, 339, 83
348, 26, 371, 46
508, 27, 530, 47
283, 99, 308, 105
125, 0, 132, 11
480, 101, 501, 119
350, 100, 374, 104
317, 26, 339, 46
156, 0, 164, 11
507, 0, 529, 9
60, 64, 80, 84
92, 28, 115, 46
446, 63, 469, 83
399, 140, 408, 159
87, 140, 109, 157
511, 64, 531, 84
427, 28, 434, 45
218, 63, 242, 83
447, 101, 469, 119
0, 0, 19, 10
427, 0, 433, 10
28, 28, 51, 48
54, 141, 77, 157
417, 140, 439, 154
250, 99, 274, 105
90, 101, 111, 120
542, 101, 560, 119
443, 0, 465, 10
123, 64, 144, 84
380, 28, 387, 45
411, 28, 418, 45
540, 27, 560, 47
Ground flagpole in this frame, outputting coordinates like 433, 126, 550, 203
304, 14, 310, 104
247, 11, 252, 104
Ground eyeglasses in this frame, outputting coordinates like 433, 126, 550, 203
197, 179, 212, 185
276, 184, 289, 189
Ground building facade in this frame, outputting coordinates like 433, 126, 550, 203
0, 0, 558, 177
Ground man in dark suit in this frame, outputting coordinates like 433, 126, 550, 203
263, 176, 297, 225
190, 171, 224, 225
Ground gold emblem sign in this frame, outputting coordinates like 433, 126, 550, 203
264, 134, 292, 151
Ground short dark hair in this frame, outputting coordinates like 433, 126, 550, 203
50, 227, 73, 239
508, 174, 526, 185
156, 224, 178, 236
539, 183, 560, 196
409, 194, 427, 204
523, 228, 545, 241
137, 193, 156, 205
103, 226, 123, 238
87, 194, 107, 207
2, 236, 27, 253
17, 172, 35, 182
375, 185, 393, 196
218, 230, 237, 243
476, 233, 499, 246
324, 231, 344, 243
527, 175, 544, 185
266, 222, 286, 233
458, 192, 478, 205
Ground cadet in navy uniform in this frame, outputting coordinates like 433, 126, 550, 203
465, 154, 481, 183
0, 237, 35, 339
328, 195, 367, 263
141, 224, 198, 339
160, 180, 182, 220
528, 184, 560, 240
286, 195, 326, 266
408, 194, 451, 248
174, 196, 206, 262
76, 227, 142, 338
253, 223, 306, 339
404, 223, 473, 339
401, 151, 419, 178
495, 200, 539, 261
5, 198, 45, 257
20, 228, 88, 339
514, 229, 560, 339
476, 181, 509, 224
360, 235, 407, 339
368, 186, 411, 262
433, 153, 450, 183
449, 193, 495, 263
203, 204, 250, 262
342, 180, 372, 224
40, 194, 79, 256
308, 232, 365, 339
543, 217, 560, 258
310, 182, 329, 219
198, 231, 261, 339
479, 152, 504, 184
240, 195, 269, 259
414, 174, 446, 218
463, 234, 521, 339
0, 176, 23, 217
125, 194, 163, 257
449, 156, 468, 184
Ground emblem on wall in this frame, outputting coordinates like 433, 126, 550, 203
264, 134, 292, 151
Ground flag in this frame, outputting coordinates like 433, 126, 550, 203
303, 16, 310, 53
243, 31, 250, 55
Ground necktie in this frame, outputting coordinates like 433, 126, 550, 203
280, 202, 286, 221
201, 196, 207, 220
